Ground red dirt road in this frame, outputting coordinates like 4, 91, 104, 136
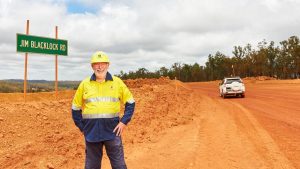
0, 78, 299, 169
187, 80, 300, 169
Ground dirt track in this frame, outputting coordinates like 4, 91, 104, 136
186, 80, 300, 169
0, 78, 299, 169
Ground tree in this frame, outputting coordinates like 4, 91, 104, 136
159, 67, 169, 77
279, 38, 295, 78
191, 63, 201, 82
205, 54, 216, 81
171, 62, 182, 80
282, 36, 300, 78
232, 46, 245, 76
266, 41, 279, 77
181, 64, 192, 82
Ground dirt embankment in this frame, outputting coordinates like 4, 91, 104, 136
0, 77, 195, 169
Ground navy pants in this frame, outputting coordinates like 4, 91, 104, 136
85, 136, 127, 169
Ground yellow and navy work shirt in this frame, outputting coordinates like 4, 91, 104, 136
71, 72, 135, 142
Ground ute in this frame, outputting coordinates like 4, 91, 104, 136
219, 77, 245, 98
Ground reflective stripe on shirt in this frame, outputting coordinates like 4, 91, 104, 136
127, 98, 135, 104
72, 104, 82, 110
82, 113, 119, 119
85, 97, 120, 104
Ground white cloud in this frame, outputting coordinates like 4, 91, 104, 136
0, 0, 300, 80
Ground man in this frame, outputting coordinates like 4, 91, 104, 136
71, 51, 135, 169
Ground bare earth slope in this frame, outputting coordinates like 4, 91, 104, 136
0, 78, 299, 169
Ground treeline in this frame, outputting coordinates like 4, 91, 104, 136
118, 36, 300, 82
0, 80, 80, 93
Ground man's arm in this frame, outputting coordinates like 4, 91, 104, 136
113, 101, 135, 136
120, 101, 135, 125
71, 81, 84, 132
72, 107, 84, 132
114, 79, 135, 136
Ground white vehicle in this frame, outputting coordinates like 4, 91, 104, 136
219, 77, 245, 98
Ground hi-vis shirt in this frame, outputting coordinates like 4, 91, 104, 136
71, 72, 135, 142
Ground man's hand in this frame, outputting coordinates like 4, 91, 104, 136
113, 122, 126, 136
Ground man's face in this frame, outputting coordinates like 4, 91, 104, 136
92, 62, 109, 79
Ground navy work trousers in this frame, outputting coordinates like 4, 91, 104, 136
85, 136, 127, 169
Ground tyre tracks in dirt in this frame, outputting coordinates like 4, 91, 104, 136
185, 82, 297, 169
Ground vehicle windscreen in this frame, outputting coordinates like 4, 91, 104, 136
225, 79, 242, 84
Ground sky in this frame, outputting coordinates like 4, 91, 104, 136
0, 0, 300, 80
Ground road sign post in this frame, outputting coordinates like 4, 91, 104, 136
24, 20, 29, 102
17, 20, 68, 101
55, 26, 58, 97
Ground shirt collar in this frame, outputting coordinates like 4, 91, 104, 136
90, 72, 113, 81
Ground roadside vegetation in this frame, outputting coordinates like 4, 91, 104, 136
0, 80, 80, 93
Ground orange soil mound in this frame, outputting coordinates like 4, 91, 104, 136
124, 77, 171, 88
0, 78, 193, 169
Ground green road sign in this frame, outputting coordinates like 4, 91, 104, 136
16, 33, 68, 56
